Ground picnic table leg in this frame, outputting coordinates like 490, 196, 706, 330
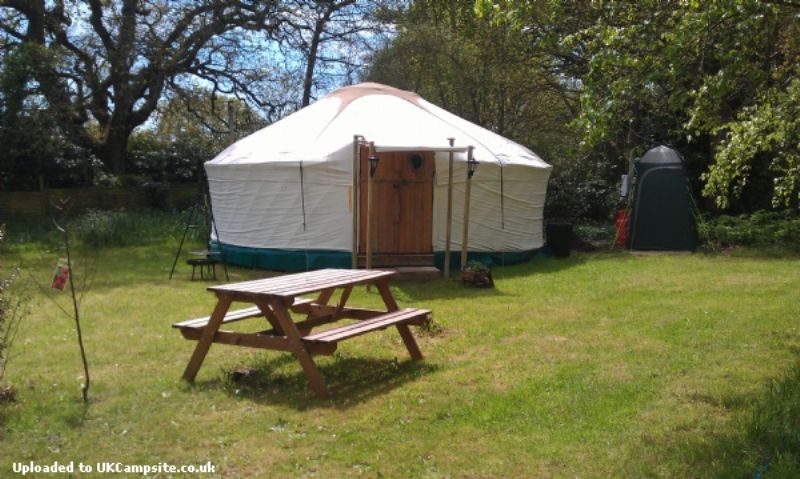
297, 288, 336, 336
269, 298, 331, 398
182, 295, 233, 382
254, 299, 286, 336
375, 281, 424, 361
333, 285, 353, 320
316, 288, 336, 306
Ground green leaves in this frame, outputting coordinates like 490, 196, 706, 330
368, 0, 576, 161
705, 79, 800, 208
479, 0, 799, 212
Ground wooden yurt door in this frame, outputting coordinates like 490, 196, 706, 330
359, 148, 435, 254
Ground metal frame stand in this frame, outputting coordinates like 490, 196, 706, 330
169, 175, 230, 281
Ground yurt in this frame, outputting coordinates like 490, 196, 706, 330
205, 82, 552, 271
628, 146, 697, 251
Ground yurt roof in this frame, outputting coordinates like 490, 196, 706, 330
207, 82, 551, 169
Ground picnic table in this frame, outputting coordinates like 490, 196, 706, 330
173, 268, 430, 398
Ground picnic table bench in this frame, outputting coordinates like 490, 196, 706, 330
173, 268, 430, 397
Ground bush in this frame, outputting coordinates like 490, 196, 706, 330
698, 210, 800, 252
127, 131, 208, 184
574, 223, 616, 244
4, 209, 206, 249
545, 154, 621, 223
0, 225, 28, 393
71, 209, 205, 248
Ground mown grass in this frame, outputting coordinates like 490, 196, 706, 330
1, 238, 799, 478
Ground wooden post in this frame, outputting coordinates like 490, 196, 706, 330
351, 135, 362, 269
444, 138, 455, 278
460, 146, 475, 272
366, 141, 376, 273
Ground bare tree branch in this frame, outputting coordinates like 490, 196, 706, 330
0, 0, 283, 174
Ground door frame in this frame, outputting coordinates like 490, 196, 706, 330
357, 148, 435, 255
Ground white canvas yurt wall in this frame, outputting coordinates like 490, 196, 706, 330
205, 82, 551, 271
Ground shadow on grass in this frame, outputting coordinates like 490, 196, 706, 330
0, 390, 91, 435
633, 361, 800, 478
15, 241, 599, 299
190, 353, 439, 411
392, 278, 515, 302
391, 254, 591, 302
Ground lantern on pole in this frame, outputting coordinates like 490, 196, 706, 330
467, 156, 479, 179
368, 153, 380, 177
444, 138, 456, 278
461, 146, 477, 271
366, 142, 377, 273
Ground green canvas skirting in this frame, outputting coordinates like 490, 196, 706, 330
210, 242, 351, 271
212, 242, 542, 272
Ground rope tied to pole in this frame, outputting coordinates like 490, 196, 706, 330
500, 164, 505, 230
299, 161, 307, 232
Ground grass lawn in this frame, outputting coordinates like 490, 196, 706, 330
1, 243, 799, 478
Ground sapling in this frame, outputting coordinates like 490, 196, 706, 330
0, 224, 28, 401
49, 199, 91, 403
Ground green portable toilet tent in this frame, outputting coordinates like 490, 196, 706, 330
628, 146, 697, 250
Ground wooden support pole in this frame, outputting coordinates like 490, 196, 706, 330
366, 141, 376, 273
460, 146, 475, 272
444, 137, 455, 278
351, 135, 362, 269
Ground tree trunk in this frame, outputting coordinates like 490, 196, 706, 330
101, 126, 131, 175
302, 20, 325, 107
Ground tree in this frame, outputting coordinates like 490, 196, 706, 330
367, 1, 589, 219
0, 0, 282, 175
701, 9, 800, 209
0, 42, 103, 190
127, 89, 266, 183
276, 0, 393, 107
478, 0, 800, 211
155, 88, 265, 153
704, 78, 800, 209
366, 0, 577, 162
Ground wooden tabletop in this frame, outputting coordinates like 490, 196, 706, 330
208, 268, 395, 298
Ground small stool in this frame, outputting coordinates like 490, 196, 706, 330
187, 257, 220, 280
